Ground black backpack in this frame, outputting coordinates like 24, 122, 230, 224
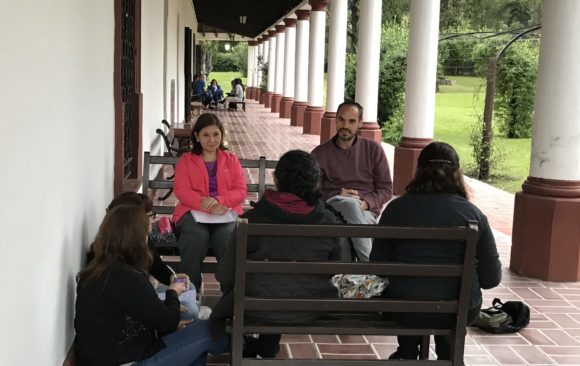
474, 298, 530, 334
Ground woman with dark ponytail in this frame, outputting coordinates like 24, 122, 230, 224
211, 150, 352, 359
370, 142, 502, 360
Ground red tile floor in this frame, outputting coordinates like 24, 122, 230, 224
176, 101, 580, 365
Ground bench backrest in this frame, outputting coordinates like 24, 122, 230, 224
143, 152, 278, 215
231, 220, 479, 365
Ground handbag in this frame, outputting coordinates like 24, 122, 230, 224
150, 218, 178, 248
474, 298, 530, 334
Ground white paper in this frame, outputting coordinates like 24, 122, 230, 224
190, 209, 238, 224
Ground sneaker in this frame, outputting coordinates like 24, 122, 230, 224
199, 305, 212, 320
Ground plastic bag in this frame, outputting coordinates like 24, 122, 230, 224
331, 274, 388, 299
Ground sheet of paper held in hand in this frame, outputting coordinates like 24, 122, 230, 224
190, 209, 238, 224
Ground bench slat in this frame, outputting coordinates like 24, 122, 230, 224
243, 298, 458, 313
245, 261, 463, 277
241, 322, 453, 336
240, 359, 453, 366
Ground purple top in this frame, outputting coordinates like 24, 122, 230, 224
205, 161, 218, 197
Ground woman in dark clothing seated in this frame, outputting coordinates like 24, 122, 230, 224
74, 205, 227, 366
211, 150, 352, 358
370, 141, 502, 360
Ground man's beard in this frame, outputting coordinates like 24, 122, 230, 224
337, 128, 357, 141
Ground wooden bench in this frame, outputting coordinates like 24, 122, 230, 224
142, 152, 278, 271
229, 100, 246, 112
229, 220, 479, 365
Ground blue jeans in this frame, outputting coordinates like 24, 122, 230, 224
136, 320, 229, 366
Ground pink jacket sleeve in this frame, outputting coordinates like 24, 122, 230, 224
215, 155, 247, 210
173, 154, 204, 211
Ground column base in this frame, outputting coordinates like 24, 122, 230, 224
279, 97, 294, 119
254, 89, 261, 102
264, 92, 274, 108
290, 101, 308, 127
320, 112, 336, 144
511, 177, 580, 281
393, 137, 433, 195
246, 87, 254, 100
271, 94, 282, 113
359, 122, 382, 143
259, 91, 266, 105
303, 106, 325, 135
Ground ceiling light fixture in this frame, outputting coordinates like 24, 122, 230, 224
239, 15, 247, 24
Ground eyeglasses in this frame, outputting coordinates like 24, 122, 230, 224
148, 211, 157, 220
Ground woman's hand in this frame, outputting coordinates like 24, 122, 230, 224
201, 197, 219, 209
168, 279, 187, 296
210, 204, 229, 215
170, 273, 190, 290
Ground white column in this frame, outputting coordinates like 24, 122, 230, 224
529, 1, 580, 180
354, 0, 382, 123
283, 20, 296, 98
267, 31, 276, 93
274, 25, 286, 95
254, 41, 260, 89
402, 0, 441, 138
307, 4, 327, 107
257, 40, 264, 89
246, 43, 255, 88
325, 0, 348, 113
294, 10, 310, 103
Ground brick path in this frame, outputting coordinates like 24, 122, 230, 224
196, 102, 580, 365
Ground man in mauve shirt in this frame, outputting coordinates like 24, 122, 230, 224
311, 101, 393, 261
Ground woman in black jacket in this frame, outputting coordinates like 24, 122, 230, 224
370, 142, 502, 360
211, 150, 351, 358
74, 205, 227, 366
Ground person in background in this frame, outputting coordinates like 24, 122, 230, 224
223, 78, 245, 109
74, 205, 228, 366
211, 150, 351, 359
192, 74, 211, 107
86, 192, 200, 320
208, 79, 224, 108
370, 141, 502, 360
173, 113, 247, 291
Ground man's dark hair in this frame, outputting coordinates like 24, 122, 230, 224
406, 142, 468, 198
191, 113, 227, 154
274, 150, 322, 206
336, 100, 364, 120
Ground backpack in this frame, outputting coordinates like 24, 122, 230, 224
474, 298, 530, 334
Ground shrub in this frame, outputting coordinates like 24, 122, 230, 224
495, 40, 539, 138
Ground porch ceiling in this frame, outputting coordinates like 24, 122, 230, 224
192, 0, 304, 39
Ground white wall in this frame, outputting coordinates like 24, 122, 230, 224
0, 1, 115, 365
0, 0, 198, 363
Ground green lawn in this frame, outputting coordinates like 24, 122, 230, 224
435, 76, 531, 193
208, 71, 247, 92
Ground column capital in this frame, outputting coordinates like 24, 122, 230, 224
275, 24, 285, 33
268, 30, 276, 37
284, 18, 297, 27
295, 9, 311, 20
248, 40, 258, 46
257, 38, 263, 44
309, 0, 329, 12
262, 34, 269, 41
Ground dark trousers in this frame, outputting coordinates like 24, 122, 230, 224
176, 214, 236, 290
392, 307, 480, 360
244, 334, 281, 358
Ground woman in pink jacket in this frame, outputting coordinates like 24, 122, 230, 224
173, 113, 247, 290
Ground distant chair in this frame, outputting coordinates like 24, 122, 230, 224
155, 123, 189, 201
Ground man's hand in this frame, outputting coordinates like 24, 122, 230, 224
359, 200, 369, 210
340, 188, 360, 199
201, 197, 219, 209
